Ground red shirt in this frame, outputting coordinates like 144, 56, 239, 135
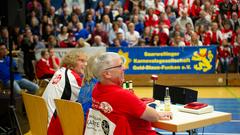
92, 83, 156, 135
36, 58, 55, 78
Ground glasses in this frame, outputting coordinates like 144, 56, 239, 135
104, 64, 123, 70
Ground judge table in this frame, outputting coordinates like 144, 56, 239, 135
151, 104, 232, 135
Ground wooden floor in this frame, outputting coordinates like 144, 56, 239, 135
134, 87, 240, 99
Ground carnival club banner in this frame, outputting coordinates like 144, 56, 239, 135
107, 46, 217, 74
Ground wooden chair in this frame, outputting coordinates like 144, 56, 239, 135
22, 92, 48, 135
54, 99, 84, 135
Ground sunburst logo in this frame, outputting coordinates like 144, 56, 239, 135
192, 48, 213, 72
118, 49, 132, 69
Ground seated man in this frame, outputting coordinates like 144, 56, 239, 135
36, 49, 55, 79
91, 52, 172, 135
0, 43, 39, 94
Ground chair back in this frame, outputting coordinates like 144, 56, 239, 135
22, 92, 48, 135
54, 99, 84, 135
153, 84, 198, 104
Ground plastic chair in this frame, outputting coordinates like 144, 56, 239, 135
22, 92, 48, 135
54, 99, 84, 135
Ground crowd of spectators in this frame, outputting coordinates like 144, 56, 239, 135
0, 0, 240, 76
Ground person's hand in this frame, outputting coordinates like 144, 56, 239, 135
159, 112, 172, 120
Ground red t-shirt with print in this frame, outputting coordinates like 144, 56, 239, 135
92, 83, 156, 135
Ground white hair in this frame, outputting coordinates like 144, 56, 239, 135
92, 52, 122, 81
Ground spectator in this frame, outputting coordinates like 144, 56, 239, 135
126, 22, 140, 47
78, 55, 98, 119
91, 23, 109, 45
110, 0, 122, 11
0, 27, 9, 48
221, 20, 235, 44
34, 35, 45, 51
117, 17, 128, 33
102, 6, 114, 22
175, 10, 194, 33
57, 26, 69, 42
74, 22, 91, 42
150, 34, 160, 46
0, 43, 39, 95
142, 26, 152, 45
144, 7, 159, 28
229, 12, 240, 31
219, 0, 232, 19
92, 36, 107, 47
36, 49, 55, 79
132, 14, 144, 35
108, 22, 125, 45
48, 48, 60, 70
116, 32, 128, 47
195, 10, 211, 31
189, 32, 203, 46
204, 22, 222, 45
85, 14, 95, 33
21, 28, 36, 81
46, 35, 57, 48
171, 35, 185, 46
189, 0, 201, 23
169, 23, 184, 40
218, 39, 232, 73
100, 14, 113, 34
184, 22, 194, 45
91, 52, 172, 135
112, 38, 121, 47
42, 50, 87, 135
165, 5, 177, 26
58, 6, 70, 26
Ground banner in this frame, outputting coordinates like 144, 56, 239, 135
107, 46, 217, 74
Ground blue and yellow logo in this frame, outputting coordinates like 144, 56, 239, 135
192, 48, 213, 72
118, 50, 132, 69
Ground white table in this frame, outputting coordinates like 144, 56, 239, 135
152, 105, 232, 134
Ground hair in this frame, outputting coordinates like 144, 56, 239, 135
82, 55, 98, 85
61, 50, 87, 70
92, 52, 122, 81
40, 49, 48, 57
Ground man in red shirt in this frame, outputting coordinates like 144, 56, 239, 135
91, 52, 172, 135
36, 49, 55, 79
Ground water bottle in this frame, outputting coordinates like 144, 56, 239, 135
129, 80, 133, 91
164, 87, 171, 112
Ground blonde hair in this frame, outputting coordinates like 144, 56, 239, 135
61, 50, 87, 70
82, 55, 98, 85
